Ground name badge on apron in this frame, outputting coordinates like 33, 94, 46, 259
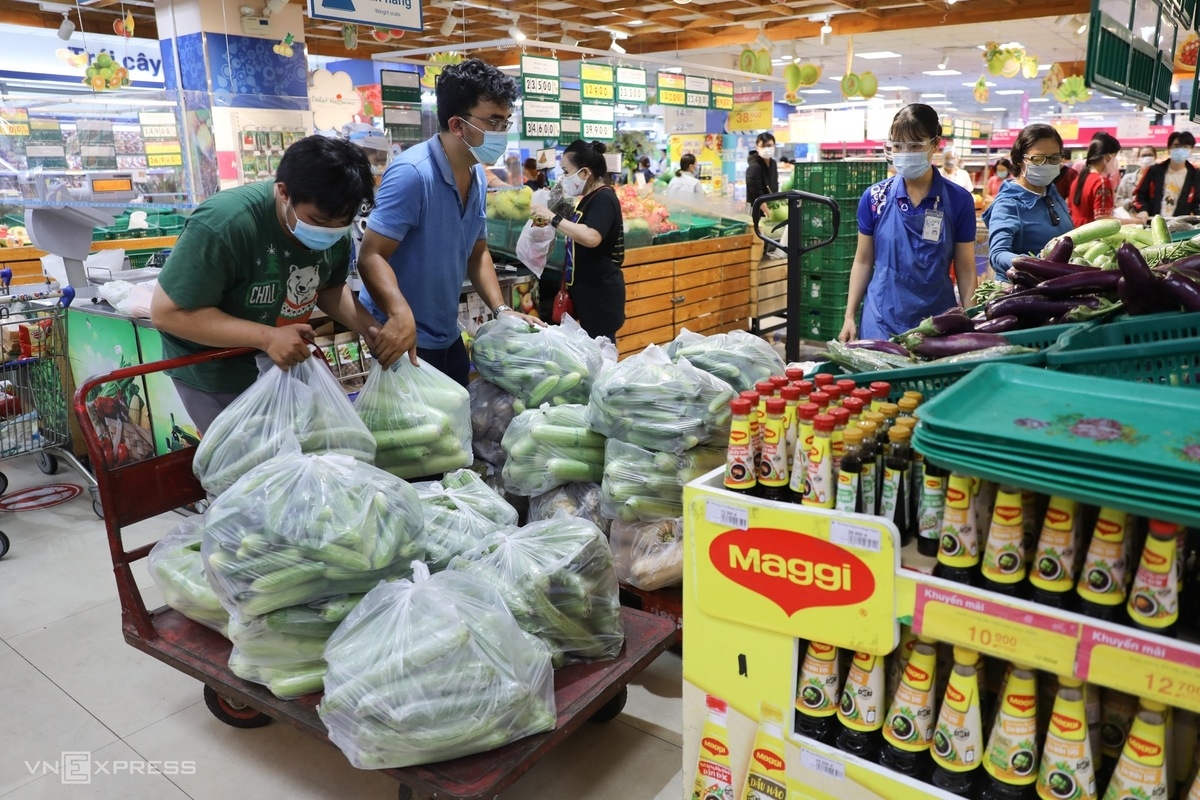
922, 203, 944, 242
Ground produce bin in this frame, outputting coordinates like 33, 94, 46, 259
714, 219, 748, 238
1044, 310, 1200, 387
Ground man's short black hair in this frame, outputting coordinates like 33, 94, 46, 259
276, 135, 374, 222
756, 131, 776, 146
1169, 130, 1197, 149
435, 58, 520, 131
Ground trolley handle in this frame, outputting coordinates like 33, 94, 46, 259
751, 190, 841, 259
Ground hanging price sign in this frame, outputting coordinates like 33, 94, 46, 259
657, 72, 687, 107
521, 55, 561, 100
581, 102, 615, 141
685, 75, 711, 109
729, 91, 773, 132
616, 67, 647, 104
559, 88, 581, 145
138, 111, 183, 168
1078, 626, 1200, 714
523, 99, 561, 140
580, 62, 615, 104
380, 69, 421, 104
0, 108, 30, 137
711, 79, 734, 111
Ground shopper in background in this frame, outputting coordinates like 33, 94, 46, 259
982, 124, 1074, 281
150, 135, 381, 432
357, 58, 539, 387
985, 157, 1013, 200
530, 140, 626, 345
522, 157, 547, 191
1133, 132, 1199, 218
665, 153, 705, 199
638, 156, 655, 184
746, 131, 779, 220
504, 153, 522, 186
940, 148, 975, 194
1116, 145, 1157, 211
839, 104, 977, 342
1067, 131, 1121, 227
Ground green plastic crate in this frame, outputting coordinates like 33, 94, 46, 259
805, 308, 846, 340
625, 227, 653, 249
653, 226, 689, 245
715, 219, 748, 237
126, 249, 164, 269
1044, 311, 1200, 387
802, 272, 852, 308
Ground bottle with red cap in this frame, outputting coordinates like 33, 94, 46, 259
836, 379, 858, 400
793, 380, 814, 404
780, 385, 801, 475
770, 375, 790, 394
739, 390, 761, 471
810, 391, 831, 414
754, 382, 777, 473
785, 367, 806, 383
724, 398, 757, 494
851, 387, 875, 409
803, 413, 836, 508
869, 381, 891, 411
843, 396, 865, 428
830, 406, 851, 476
814, 373, 836, 389
823, 384, 843, 408
759, 398, 790, 502
790, 402, 820, 504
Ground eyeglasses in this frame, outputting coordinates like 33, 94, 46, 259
884, 139, 934, 155
1044, 194, 1060, 226
462, 113, 514, 132
1026, 153, 1065, 166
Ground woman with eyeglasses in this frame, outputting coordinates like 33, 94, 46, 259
982, 124, 1074, 282
839, 104, 977, 342
1067, 132, 1122, 228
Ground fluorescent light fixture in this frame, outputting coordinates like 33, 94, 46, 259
827, 75, 842, 81
995, 89, 1025, 95
1038, 64, 1051, 71
609, 35, 625, 54
920, 93, 945, 99
1076, 22, 1088, 35
937, 52, 949, 70
57, 12, 74, 41
673, 0, 691, 4
799, 89, 831, 94
857, 51, 902, 59
1027, 97, 1050, 103
629, 19, 643, 25
440, 13, 457, 36
963, 80, 996, 87
508, 26, 526, 41
922, 69, 961, 76
878, 85, 908, 91
982, 107, 1006, 111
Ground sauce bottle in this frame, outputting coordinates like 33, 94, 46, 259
836, 650, 887, 762
880, 426, 915, 546
1035, 677, 1097, 800
738, 389, 761, 472
887, 626, 919, 701
898, 396, 920, 419
982, 666, 1039, 800
861, 412, 886, 513
936, 472, 981, 586
981, 486, 1029, 597
758, 397, 789, 502
813, 373, 835, 389
891, 416, 920, 528
1076, 508, 1131, 623
788, 402, 819, 504
1097, 689, 1136, 790
879, 402, 900, 438
780, 385, 801, 475
835, 426, 866, 515
829, 406, 851, 476
1084, 683, 1103, 784
740, 703, 787, 800
723, 398, 757, 494
794, 641, 841, 744
1021, 491, 1044, 566
842, 395, 865, 427
903, 390, 925, 405
769, 374, 789, 394
785, 366, 805, 383
1103, 700, 1169, 800
836, 378, 858, 401
918, 458, 950, 558
802, 414, 835, 508
869, 380, 891, 411
691, 694, 734, 800
1029, 496, 1081, 610
851, 387, 875, 411
810, 390, 831, 415
1126, 519, 1182, 638
881, 638, 939, 782
823, 384, 843, 408
753, 381, 775, 473
793, 379, 814, 404
931, 646, 985, 796
754, 379, 777, 400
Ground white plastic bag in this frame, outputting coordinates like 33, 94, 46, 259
194, 355, 375, 496
665, 327, 786, 394
147, 517, 229, 636
601, 440, 725, 523
515, 220, 557, 277
501, 404, 605, 496
318, 562, 557, 769
468, 379, 517, 469
355, 358, 472, 479
529, 482, 609, 536
412, 469, 518, 571
609, 517, 685, 591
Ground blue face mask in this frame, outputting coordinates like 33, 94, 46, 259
1171, 147, 1192, 165
459, 117, 509, 166
287, 202, 350, 251
891, 152, 931, 181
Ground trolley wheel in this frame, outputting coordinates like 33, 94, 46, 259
203, 685, 272, 729
92, 498, 103, 519
398, 787, 415, 800
588, 686, 628, 724
0, 531, 9, 559
0, 471, 8, 497
35, 451, 58, 475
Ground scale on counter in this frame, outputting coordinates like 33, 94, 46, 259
20, 170, 149, 300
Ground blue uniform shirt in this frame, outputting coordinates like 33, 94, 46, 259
360, 135, 488, 349
982, 179, 1074, 277
856, 170, 977, 243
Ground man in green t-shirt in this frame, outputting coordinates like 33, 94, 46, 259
151, 135, 385, 432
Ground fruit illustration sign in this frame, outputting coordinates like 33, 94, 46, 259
690, 493, 899, 654
1176, 32, 1199, 76
0, 24, 163, 89
306, 0, 423, 33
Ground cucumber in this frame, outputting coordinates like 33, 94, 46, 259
529, 424, 605, 448
545, 458, 603, 483
267, 665, 326, 698
1152, 214, 1171, 245
525, 374, 560, 407
241, 579, 328, 616
250, 561, 327, 592
372, 424, 442, 450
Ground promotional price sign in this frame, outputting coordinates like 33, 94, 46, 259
729, 91, 773, 132
616, 67, 647, 104
380, 69, 421, 104
710, 79, 734, 111
138, 111, 182, 168
382, 107, 422, 145
558, 88, 581, 146
657, 72, 687, 107
913, 584, 1080, 674
1078, 626, 1200, 714
685, 75, 711, 109
580, 102, 615, 141
0, 108, 30, 137
521, 55, 561, 100
580, 62, 615, 104
523, 99, 562, 140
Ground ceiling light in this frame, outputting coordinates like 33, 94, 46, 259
937, 51, 950, 70
857, 51, 902, 59
920, 93, 945, 99
440, 13, 457, 36
799, 89, 831, 94
995, 89, 1025, 95
508, 25, 526, 41
673, 0, 692, 4
610, 35, 625, 54
1027, 97, 1050, 103
1038, 64, 1051, 71
963, 81, 996, 87
827, 75, 842, 81
1076, 21, 1088, 35
878, 85, 908, 91
629, 19, 643, 26
820, 21, 832, 34
982, 107, 1006, 111
922, 69, 961, 76
57, 11, 74, 41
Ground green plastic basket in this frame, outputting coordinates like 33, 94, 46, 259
715, 219, 748, 237
802, 272, 852, 308
1044, 311, 1200, 387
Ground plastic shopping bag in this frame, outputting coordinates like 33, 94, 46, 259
468, 379, 518, 469
529, 482, 609, 536
665, 327, 786, 394
318, 562, 556, 769
412, 469, 517, 571
194, 355, 375, 496
354, 358, 472, 480
515, 220, 557, 278
600, 439, 725, 523
147, 517, 229, 636
609, 517, 685, 591
449, 513, 623, 666
501, 404, 605, 496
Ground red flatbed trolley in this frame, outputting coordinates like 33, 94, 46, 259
74, 348, 677, 800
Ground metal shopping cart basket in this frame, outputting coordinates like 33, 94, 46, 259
0, 286, 96, 558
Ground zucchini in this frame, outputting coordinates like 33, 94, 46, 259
1152, 214, 1171, 245
372, 424, 441, 450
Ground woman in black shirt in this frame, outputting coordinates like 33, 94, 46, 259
532, 140, 625, 344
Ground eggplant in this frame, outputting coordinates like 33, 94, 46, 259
1034, 270, 1122, 299
986, 293, 1090, 321
910, 332, 1013, 359
1115, 242, 1177, 313
1044, 237, 1075, 264
845, 339, 911, 357
1117, 276, 1151, 316
1006, 268, 1044, 289
1163, 270, 1200, 312
973, 315, 1020, 334
1164, 253, 1200, 272
1010, 256, 1094, 281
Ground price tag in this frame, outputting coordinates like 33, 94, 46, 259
1079, 626, 1200, 714
147, 153, 183, 167
914, 584, 1080, 673
524, 119, 560, 139
799, 749, 845, 781
582, 122, 613, 140
520, 55, 560, 101
141, 125, 178, 139
524, 76, 560, 97
659, 89, 686, 107
830, 521, 882, 553
705, 500, 748, 530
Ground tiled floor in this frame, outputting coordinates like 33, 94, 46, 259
0, 454, 684, 799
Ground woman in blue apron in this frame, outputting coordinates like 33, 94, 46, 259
839, 104, 979, 341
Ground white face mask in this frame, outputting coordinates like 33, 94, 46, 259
758, 146, 775, 160
1023, 163, 1060, 187
892, 152, 931, 181
1140, 156, 1156, 168
562, 168, 588, 197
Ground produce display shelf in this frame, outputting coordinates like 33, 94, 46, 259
785, 729, 962, 800
1045, 310, 1200, 386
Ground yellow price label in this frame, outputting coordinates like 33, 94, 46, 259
914, 585, 1079, 674
147, 153, 183, 167
659, 89, 686, 106
1079, 626, 1200, 714
713, 96, 734, 110
582, 83, 614, 101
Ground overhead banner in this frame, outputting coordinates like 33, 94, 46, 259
580, 62, 615, 105
307, 0, 422, 33
729, 91, 773, 132
657, 72, 687, 107
710, 79, 734, 111
616, 67, 647, 104
520, 55, 561, 101
581, 102, 615, 141
685, 75, 710, 109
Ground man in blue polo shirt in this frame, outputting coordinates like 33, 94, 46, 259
357, 58, 538, 385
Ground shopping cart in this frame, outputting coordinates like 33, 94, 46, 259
73, 347, 677, 800
0, 286, 96, 558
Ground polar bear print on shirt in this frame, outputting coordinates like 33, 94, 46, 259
276, 264, 321, 326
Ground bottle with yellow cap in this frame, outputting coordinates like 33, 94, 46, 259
857, 418, 881, 515
881, 637, 939, 782
1102, 699, 1169, 800
788, 401, 819, 504
1076, 508, 1131, 623
794, 641, 841, 744
880, 425, 915, 546
1127, 519, 1182, 638
981, 486, 1029, 598
1029, 496, 1082, 609
1035, 677, 1097, 800
836, 650, 888, 762
835, 426, 866, 514
981, 665, 1039, 800
931, 646, 985, 796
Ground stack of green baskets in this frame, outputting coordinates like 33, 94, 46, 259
1044, 310, 1200, 387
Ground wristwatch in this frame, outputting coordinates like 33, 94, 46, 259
492, 304, 512, 316
550, 213, 564, 228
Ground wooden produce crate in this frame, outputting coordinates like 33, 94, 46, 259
750, 255, 789, 320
